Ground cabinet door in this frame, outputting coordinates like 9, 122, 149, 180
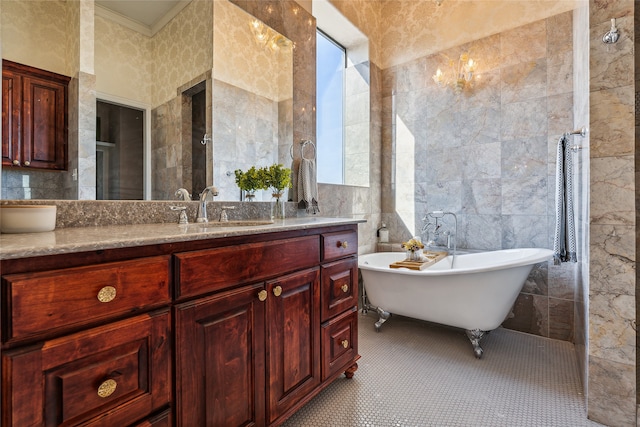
21, 74, 67, 170
2, 70, 20, 166
321, 256, 358, 322
266, 268, 321, 424
321, 307, 359, 380
1, 310, 171, 427
175, 283, 266, 427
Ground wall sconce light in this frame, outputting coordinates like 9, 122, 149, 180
249, 19, 293, 52
432, 52, 477, 94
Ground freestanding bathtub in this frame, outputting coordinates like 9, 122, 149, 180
358, 248, 554, 358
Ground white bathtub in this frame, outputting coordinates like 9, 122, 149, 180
358, 248, 553, 357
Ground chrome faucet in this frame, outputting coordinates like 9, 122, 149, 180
196, 186, 219, 223
421, 218, 441, 248
220, 206, 235, 222
175, 188, 191, 201
423, 210, 458, 269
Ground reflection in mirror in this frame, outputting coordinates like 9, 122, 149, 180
96, 100, 145, 200
1, 0, 71, 200
1, 0, 293, 202
211, 0, 293, 201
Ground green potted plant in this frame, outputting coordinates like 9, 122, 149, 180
260, 164, 291, 219
234, 166, 265, 201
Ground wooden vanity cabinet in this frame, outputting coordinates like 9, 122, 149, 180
320, 231, 359, 381
174, 236, 322, 427
1, 223, 360, 427
265, 268, 321, 424
1, 255, 172, 427
175, 283, 267, 427
2, 60, 69, 170
2, 310, 171, 426
174, 226, 359, 427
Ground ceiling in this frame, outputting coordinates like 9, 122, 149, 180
95, 0, 189, 35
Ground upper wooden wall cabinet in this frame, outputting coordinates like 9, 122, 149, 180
2, 60, 70, 170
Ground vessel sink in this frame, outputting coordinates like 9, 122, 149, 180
0, 205, 57, 233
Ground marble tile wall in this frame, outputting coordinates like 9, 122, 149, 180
344, 62, 371, 187
213, 80, 281, 201
1, 170, 66, 199
587, 1, 636, 425
151, 96, 184, 200
573, 1, 590, 405
380, 12, 577, 341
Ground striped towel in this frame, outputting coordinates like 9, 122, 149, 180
553, 134, 577, 264
297, 158, 319, 214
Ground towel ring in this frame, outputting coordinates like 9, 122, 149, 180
301, 139, 316, 160
289, 140, 317, 160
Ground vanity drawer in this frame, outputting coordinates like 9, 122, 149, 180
321, 257, 358, 322
3, 255, 171, 344
175, 235, 319, 299
322, 231, 357, 262
321, 307, 358, 381
1, 309, 171, 427
131, 408, 172, 427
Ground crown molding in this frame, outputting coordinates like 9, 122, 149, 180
95, 1, 191, 37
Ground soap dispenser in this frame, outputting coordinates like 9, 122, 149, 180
378, 223, 389, 243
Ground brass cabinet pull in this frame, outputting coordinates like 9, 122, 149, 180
258, 290, 268, 301
23, 161, 30, 166
97, 379, 117, 398
341, 339, 349, 349
273, 285, 282, 297
339, 241, 348, 249
341, 284, 349, 293
11, 159, 19, 166
97, 286, 117, 303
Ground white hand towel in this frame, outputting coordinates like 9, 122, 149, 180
297, 158, 319, 214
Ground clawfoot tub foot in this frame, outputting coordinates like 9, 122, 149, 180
465, 329, 487, 359
374, 307, 391, 332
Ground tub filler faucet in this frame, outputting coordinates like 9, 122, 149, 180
423, 210, 457, 269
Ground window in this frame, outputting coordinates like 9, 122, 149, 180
316, 29, 346, 185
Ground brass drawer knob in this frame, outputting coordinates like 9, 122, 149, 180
341, 284, 349, 293
97, 379, 117, 398
97, 286, 117, 303
258, 290, 268, 301
339, 241, 348, 249
341, 339, 349, 349
24, 161, 30, 166
11, 159, 19, 166
273, 285, 282, 297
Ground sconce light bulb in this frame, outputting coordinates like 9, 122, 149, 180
432, 68, 444, 85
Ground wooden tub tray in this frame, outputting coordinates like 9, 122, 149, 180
389, 251, 447, 270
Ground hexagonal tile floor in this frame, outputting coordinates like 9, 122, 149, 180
282, 312, 604, 427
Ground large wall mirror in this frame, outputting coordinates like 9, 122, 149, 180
0, 0, 293, 202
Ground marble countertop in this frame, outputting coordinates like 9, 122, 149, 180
0, 217, 365, 260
